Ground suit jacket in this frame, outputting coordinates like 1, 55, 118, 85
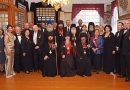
31, 30, 44, 51
76, 26, 82, 37
115, 30, 124, 50
64, 26, 71, 35
14, 34, 23, 55
90, 36, 104, 55
122, 29, 130, 55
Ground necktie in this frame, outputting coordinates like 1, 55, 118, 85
67, 27, 69, 32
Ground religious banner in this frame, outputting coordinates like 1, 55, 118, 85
118, 0, 130, 19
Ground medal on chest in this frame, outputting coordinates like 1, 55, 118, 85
49, 43, 53, 54
49, 49, 52, 54
82, 43, 87, 54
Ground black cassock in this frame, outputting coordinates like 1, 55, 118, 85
56, 30, 65, 70
70, 34, 78, 69
21, 37, 33, 71
103, 32, 115, 74
42, 43, 57, 77
77, 42, 91, 76
60, 42, 75, 77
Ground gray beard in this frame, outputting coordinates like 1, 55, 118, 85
47, 28, 53, 32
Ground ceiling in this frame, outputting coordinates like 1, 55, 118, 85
72, 0, 114, 4
26, 0, 115, 12
26, 0, 114, 4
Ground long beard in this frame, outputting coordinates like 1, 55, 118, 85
66, 40, 70, 45
81, 40, 86, 44
48, 40, 53, 42
47, 28, 53, 32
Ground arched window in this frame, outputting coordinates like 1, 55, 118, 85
73, 10, 101, 26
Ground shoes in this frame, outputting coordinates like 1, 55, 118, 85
6, 75, 13, 78
25, 71, 30, 74
110, 72, 116, 79
125, 78, 130, 82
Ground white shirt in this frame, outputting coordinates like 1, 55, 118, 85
124, 29, 127, 34
17, 35, 21, 43
33, 32, 37, 45
79, 27, 81, 30
42, 29, 45, 32
0, 35, 3, 39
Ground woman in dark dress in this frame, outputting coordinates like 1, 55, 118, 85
21, 30, 33, 74
42, 32, 57, 77
60, 34, 75, 77
0, 29, 5, 72
103, 25, 115, 76
77, 33, 91, 76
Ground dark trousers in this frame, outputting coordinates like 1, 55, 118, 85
33, 49, 41, 70
94, 54, 102, 71
115, 52, 121, 75
125, 55, 130, 80
120, 55, 127, 77
14, 53, 22, 72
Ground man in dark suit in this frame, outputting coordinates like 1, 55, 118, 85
22, 23, 33, 38
76, 19, 83, 37
64, 20, 71, 35
40, 22, 47, 42
40, 21, 47, 33
53, 21, 58, 36
121, 20, 130, 82
32, 25, 44, 71
115, 22, 124, 76
14, 26, 23, 73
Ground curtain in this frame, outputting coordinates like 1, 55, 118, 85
111, 0, 118, 34
111, 0, 118, 17
72, 4, 104, 20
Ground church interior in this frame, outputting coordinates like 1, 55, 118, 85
0, 0, 130, 90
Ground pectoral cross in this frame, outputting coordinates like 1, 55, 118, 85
49, 50, 52, 54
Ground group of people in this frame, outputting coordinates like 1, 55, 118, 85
0, 19, 130, 82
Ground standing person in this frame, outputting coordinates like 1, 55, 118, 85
21, 30, 33, 74
40, 21, 47, 33
60, 34, 75, 77
121, 20, 130, 82
70, 24, 78, 69
90, 29, 104, 74
79, 25, 88, 43
76, 19, 83, 36
53, 21, 58, 36
88, 22, 95, 38
77, 33, 91, 76
29, 22, 34, 31
103, 25, 115, 76
57, 20, 65, 72
99, 25, 104, 36
115, 22, 124, 76
42, 32, 57, 77
0, 28, 5, 73
14, 26, 23, 73
32, 25, 44, 71
4, 25, 16, 78
88, 22, 95, 69
64, 20, 71, 35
